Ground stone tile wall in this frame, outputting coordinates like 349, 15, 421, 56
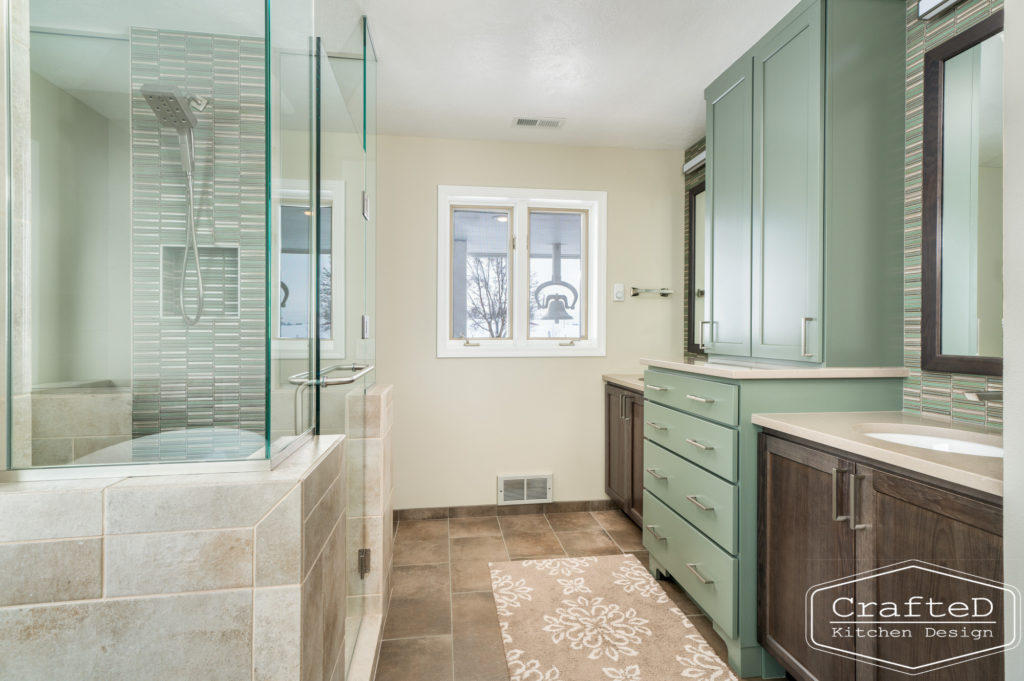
0, 435, 345, 681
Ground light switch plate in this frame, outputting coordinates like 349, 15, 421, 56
613, 283, 625, 302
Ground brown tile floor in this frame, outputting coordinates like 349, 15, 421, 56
375, 509, 770, 681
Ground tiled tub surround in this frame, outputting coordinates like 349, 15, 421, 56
0, 435, 346, 681
130, 28, 267, 439
902, 0, 1003, 427
29, 388, 131, 466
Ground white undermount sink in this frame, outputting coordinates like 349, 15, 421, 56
863, 430, 1003, 458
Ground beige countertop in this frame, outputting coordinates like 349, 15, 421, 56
602, 373, 645, 392
641, 356, 910, 380
751, 411, 1002, 497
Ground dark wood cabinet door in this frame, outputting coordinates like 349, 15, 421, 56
626, 395, 644, 525
604, 385, 630, 510
759, 435, 857, 681
862, 468, 1003, 681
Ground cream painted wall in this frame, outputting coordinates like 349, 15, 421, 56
29, 73, 130, 386
377, 135, 685, 509
1003, 0, 1023, 677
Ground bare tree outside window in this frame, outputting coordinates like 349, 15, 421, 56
465, 255, 508, 338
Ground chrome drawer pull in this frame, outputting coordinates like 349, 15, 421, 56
645, 468, 668, 480
685, 495, 714, 512
645, 524, 668, 541
800, 316, 816, 358
646, 385, 669, 392
685, 563, 715, 585
685, 394, 715, 404
685, 438, 714, 451
848, 474, 869, 531
645, 421, 668, 431
831, 468, 849, 523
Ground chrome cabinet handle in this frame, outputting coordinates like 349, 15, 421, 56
645, 421, 668, 431
699, 320, 712, 349
685, 394, 715, 404
646, 524, 668, 541
685, 438, 714, 451
686, 495, 714, 511
831, 468, 849, 523
800, 317, 816, 358
686, 563, 714, 585
619, 394, 626, 420
645, 468, 668, 480
848, 474, 869, 531
647, 385, 669, 392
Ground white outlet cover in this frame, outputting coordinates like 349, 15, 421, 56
613, 283, 625, 302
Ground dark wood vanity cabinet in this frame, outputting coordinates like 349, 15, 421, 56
759, 433, 1003, 681
604, 383, 643, 525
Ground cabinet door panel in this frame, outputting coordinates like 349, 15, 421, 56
705, 57, 753, 357
751, 3, 824, 362
627, 395, 644, 524
605, 385, 629, 509
759, 436, 856, 681
863, 469, 1003, 681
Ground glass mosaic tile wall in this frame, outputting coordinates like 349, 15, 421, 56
129, 29, 267, 440
902, 0, 1003, 428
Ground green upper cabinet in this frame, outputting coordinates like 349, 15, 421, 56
702, 0, 905, 368
751, 3, 823, 363
705, 58, 753, 358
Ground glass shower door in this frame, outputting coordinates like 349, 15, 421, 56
316, 20, 376, 673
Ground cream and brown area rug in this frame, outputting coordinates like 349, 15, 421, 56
489, 553, 738, 681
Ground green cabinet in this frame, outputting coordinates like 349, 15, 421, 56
704, 57, 752, 358
703, 0, 905, 367
643, 366, 903, 679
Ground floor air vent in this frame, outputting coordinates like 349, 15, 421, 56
498, 474, 553, 505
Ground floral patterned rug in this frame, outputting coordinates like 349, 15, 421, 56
489, 553, 739, 681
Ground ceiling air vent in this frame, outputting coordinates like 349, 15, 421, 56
498, 474, 553, 505
513, 116, 565, 129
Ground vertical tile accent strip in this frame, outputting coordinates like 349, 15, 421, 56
902, 0, 1003, 429
130, 29, 266, 444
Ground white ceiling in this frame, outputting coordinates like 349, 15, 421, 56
361, 0, 801, 149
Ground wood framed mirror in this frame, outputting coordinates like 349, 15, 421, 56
921, 10, 1003, 376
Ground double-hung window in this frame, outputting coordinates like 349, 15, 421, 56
437, 186, 606, 357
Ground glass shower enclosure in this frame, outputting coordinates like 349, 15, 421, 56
2, 0, 376, 474
2, 0, 377, 674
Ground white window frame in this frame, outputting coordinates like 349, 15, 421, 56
437, 185, 607, 358
271, 180, 345, 359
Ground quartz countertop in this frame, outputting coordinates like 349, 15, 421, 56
751, 411, 1002, 497
602, 373, 645, 392
641, 356, 910, 380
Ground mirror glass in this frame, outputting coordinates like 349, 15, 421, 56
691, 189, 707, 348
940, 32, 1003, 358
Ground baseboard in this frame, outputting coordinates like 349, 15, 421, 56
396, 498, 618, 521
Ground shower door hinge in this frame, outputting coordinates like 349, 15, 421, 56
358, 548, 371, 579
362, 191, 369, 220
361, 314, 371, 340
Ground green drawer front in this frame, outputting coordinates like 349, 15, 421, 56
638, 368, 737, 421
643, 369, 739, 426
643, 442, 738, 554
642, 491, 737, 638
642, 402, 739, 482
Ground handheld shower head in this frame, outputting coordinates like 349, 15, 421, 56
141, 84, 197, 130
141, 82, 205, 326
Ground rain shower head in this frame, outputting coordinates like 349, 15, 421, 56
141, 83, 197, 130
